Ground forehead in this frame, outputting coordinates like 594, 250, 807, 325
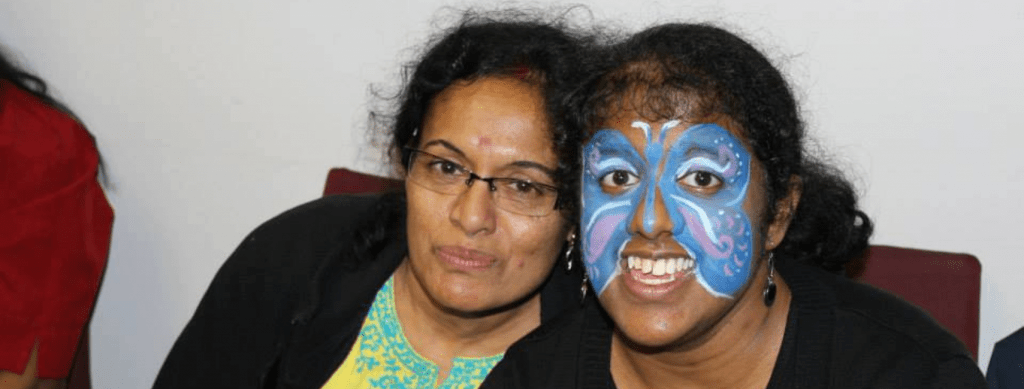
597, 103, 748, 153
421, 76, 557, 167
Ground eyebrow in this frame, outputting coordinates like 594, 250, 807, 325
421, 139, 559, 181
684, 145, 719, 158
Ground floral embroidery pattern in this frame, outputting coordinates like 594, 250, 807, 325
338, 276, 504, 389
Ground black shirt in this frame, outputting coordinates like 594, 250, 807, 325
483, 258, 987, 388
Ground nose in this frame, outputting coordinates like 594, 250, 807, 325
449, 178, 498, 236
628, 186, 674, 239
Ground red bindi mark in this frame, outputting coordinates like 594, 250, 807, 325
475, 136, 492, 147
513, 65, 530, 80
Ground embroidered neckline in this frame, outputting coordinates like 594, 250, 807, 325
366, 276, 504, 387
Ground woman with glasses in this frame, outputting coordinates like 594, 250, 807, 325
154, 11, 591, 388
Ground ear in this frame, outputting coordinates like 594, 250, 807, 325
566, 226, 578, 243
764, 175, 802, 251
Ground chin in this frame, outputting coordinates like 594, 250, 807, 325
612, 312, 692, 351
601, 283, 721, 352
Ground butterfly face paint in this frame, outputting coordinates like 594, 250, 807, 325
581, 121, 754, 297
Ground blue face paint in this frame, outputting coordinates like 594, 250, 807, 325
581, 121, 754, 297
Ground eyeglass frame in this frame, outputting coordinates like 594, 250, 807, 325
403, 146, 563, 216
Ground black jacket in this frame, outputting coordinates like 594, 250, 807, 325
153, 194, 584, 388
482, 258, 987, 388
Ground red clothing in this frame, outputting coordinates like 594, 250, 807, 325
0, 80, 113, 378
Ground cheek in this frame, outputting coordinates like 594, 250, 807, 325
506, 216, 566, 267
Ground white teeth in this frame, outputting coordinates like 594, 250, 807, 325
653, 260, 666, 276
625, 257, 697, 275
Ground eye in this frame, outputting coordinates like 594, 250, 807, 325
427, 158, 464, 176
599, 170, 639, 194
500, 179, 545, 199
678, 170, 723, 194
511, 180, 540, 194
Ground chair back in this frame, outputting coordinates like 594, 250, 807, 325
847, 245, 981, 359
323, 168, 401, 196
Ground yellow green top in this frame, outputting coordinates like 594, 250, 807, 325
321, 276, 504, 389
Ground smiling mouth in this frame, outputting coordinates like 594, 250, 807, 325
623, 255, 696, 285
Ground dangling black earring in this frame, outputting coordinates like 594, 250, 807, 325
763, 252, 777, 307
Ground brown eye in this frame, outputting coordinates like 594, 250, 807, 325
612, 171, 630, 185
679, 170, 723, 194
599, 170, 639, 194
694, 172, 713, 186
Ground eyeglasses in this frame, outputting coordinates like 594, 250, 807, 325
405, 147, 561, 216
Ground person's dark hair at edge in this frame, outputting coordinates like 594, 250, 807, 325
1, 47, 105, 181
349, 10, 595, 268
568, 23, 872, 271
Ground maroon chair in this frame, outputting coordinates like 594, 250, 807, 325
323, 168, 401, 196
847, 245, 981, 359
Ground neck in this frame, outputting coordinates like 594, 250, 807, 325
611, 270, 792, 389
392, 260, 542, 368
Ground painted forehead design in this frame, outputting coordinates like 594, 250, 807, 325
581, 121, 755, 297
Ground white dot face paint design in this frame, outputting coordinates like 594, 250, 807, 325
581, 121, 753, 297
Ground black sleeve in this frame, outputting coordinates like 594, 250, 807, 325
929, 356, 987, 389
151, 228, 302, 387
152, 197, 363, 388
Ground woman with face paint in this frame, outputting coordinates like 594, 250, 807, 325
154, 11, 593, 388
486, 23, 987, 388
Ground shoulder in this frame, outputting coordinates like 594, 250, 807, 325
785, 263, 985, 387
826, 270, 970, 361
248, 194, 387, 242
483, 299, 611, 389
0, 81, 93, 158
225, 193, 397, 276
1, 81, 99, 207
154, 194, 402, 387
988, 326, 1024, 373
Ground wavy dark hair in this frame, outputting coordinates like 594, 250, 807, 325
568, 23, 872, 271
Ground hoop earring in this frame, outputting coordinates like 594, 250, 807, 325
564, 232, 576, 272
763, 252, 777, 307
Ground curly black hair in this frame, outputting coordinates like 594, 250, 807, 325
568, 23, 872, 271
374, 10, 598, 217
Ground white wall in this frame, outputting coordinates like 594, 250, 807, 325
2, 1, 1021, 387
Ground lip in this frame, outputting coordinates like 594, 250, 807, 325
436, 245, 497, 271
618, 249, 695, 300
